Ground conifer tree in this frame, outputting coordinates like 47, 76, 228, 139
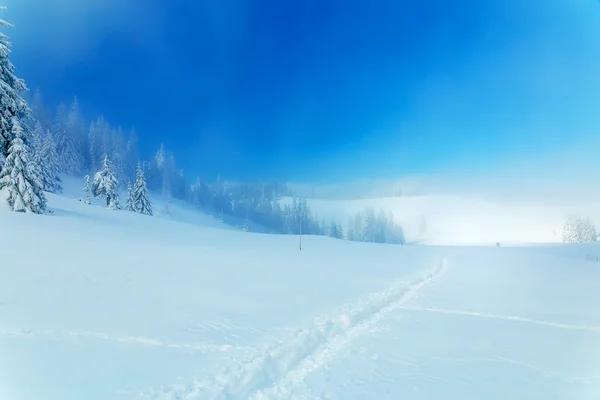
52, 103, 83, 174
88, 120, 97, 173
0, 119, 47, 213
92, 156, 119, 209
132, 163, 152, 215
0, 8, 30, 170
31, 121, 43, 157
39, 128, 62, 193
83, 175, 91, 204
125, 182, 134, 211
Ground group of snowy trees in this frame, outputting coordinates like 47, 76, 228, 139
0, 8, 47, 214
559, 215, 598, 244
343, 208, 405, 244
0, 7, 409, 245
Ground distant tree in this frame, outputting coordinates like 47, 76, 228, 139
30, 88, 50, 128
132, 163, 152, 216
52, 103, 83, 174
92, 156, 120, 209
125, 127, 138, 182
329, 221, 343, 239
83, 175, 91, 204
559, 215, 597, 243
155, 143, 165, 170
66, 96, 84, 155
39, 128, 62, 193
88, 120, 97, 173
0, 120, 47, 213
125, 182, 134, 211
31, 121, 44, 157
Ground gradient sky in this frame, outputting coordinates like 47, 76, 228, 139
4, 0, 600, 182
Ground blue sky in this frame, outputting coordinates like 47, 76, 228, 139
5, 0, 600, 183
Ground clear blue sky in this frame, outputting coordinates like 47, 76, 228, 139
5, 0, 600, 182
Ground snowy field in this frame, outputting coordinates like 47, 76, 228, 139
1, 178, 600, 399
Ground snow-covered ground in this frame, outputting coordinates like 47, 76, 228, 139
1, 178, 600, 399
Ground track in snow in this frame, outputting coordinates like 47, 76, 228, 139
0, 328, 246, 353
399, 306, 600, 333
155, 254, 450, 400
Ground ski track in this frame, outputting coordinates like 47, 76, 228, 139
0, 327, 247, 353
399, 306, 600, 333
156, 254, 450, 400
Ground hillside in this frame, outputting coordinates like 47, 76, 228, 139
1, 184, 599, 400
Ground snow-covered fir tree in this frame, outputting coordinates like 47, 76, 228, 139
329, 221, 342, 239
83, 175, 91, 204
155, 143, 165, 169
125, 182, 134, 211
52, 103, 83, 174
0, 9, 30, 170
66, 96, 84, 157
30, 88, 50, 128
92, 156, 120, 209
88, 120, 97, 173
132, 163, 152, 215
31, 121, 43, 157
125, 128, 138, 182
0, 119, 47, 213
38, 128, 62, 193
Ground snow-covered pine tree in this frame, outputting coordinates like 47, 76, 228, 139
0, 9, 30, 170
66, 96, 85, 159
31, 121, 43, 157
125, 128, 138, 182
92, 155, 119, 209
155, 143, 165, 170
132, 162, 152, 215
125, 182, 134, 211
39, 128, 62, 193
362, 208, 376, 242
88, 119, 97, 173
52, 103, 83, 174
329, 221, 340, 239
31, 88, 50, 128
83, 175, 91, 204
0, 119, 47, 213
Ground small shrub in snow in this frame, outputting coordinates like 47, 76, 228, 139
559, 215, 597, 243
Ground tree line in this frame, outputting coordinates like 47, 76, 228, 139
0, 8, 406, 245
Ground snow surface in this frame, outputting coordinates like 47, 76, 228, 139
2, 176, 600, 399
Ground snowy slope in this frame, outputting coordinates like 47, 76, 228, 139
281, 195, 600, 245
1, 183, 600, 400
